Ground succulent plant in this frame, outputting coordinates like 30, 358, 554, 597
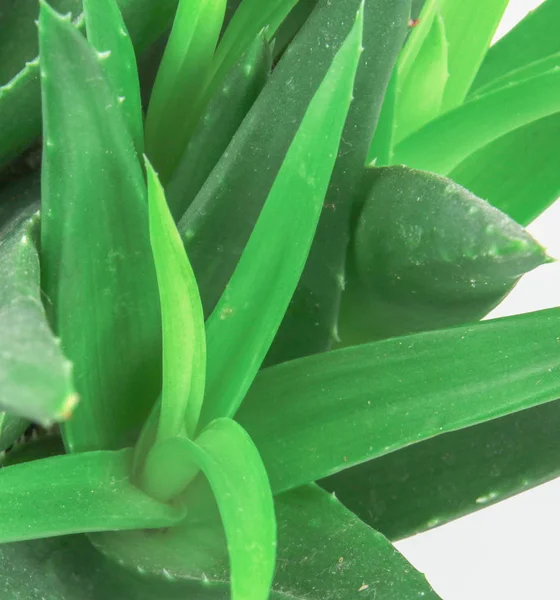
0, 0, 558, 598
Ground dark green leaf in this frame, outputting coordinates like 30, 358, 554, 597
199, 2, 363, 426
0, 199, 77, 425
91, 484, 439, 599
267, 0, 411, 365
449, 112, 560, 226
337, 166, 548, 342
0, 413, 29, 454
238, 307, 560, 494
0, 448, 185, 543
0, 0, 179, 171
83, 0, 144, 155
177, 0, 374, 318
39, 4, 161, 452
322, 398, 560, 542
166, 33, 272, 219
472, 0, 560, 93
393, 66, 560, 175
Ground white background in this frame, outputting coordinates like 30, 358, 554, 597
396, 1, 560, 598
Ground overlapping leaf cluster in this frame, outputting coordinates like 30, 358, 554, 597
0, 0, 558, 598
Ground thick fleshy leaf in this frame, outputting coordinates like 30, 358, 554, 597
177, 0, 371, 318
0, 414, 29, 454
166, 33, 272, 219
472, 0, 560, 93
83, 0, 144, 155
322, 398, 560, 542
437, 0, 509, 112
0, 448, 184, 543
393, 66, 560, 175
270, 0, 318, 61
39, 5, 161, 452
145, 0, 227, 182
337, 166, 548, 342
449, 112, 560, 226
145, 159, 206, 441
394, 12, 447, 143
91, 484, 438, 599
267, 0, 411, 365
0, 0, 179, 171
0, 195, 77, 425
238, 307, 560, 494
199, 4, 363, 427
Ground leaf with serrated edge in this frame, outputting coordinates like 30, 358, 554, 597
83, 0, 144, 155
39, 3, 161, 452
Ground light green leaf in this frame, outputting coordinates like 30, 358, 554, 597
438, 0, 509, 111
145, 0, 227, 182
0, 196, 77, 425
322, 398, 560, 542
166, 32, 272, 219
145, 159, 206, 442
472, 0, 560, 93
238, 307, 560, 494
199, 3, 363, 427
184, 419, 276, 600
393, 67, 560, 175
450, 112, 560, 226
39, 4, 161, 452
367, 67, 397, 165
338, 166, 548, 342
394, 12, 448, 143
0, 448, 185, 543
83, 0, 144, 155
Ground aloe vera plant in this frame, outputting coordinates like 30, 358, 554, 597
0, 0, 558, 598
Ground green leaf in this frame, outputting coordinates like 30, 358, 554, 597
367, 67, 397, 165
39, 4, 161, 452
437, 0, 509, 112
472, 0, 560, 93
199, 3, 363, 427
166, 33, 272, 219
337, 166, 548, 343
238, 307, 560, 494
393, 66, 560, 175
267, 0, 411, 365
322, 398, 560, 542
470, 52, 560, 99
91, 484, 439, 599
0, 199, 77, 425
145, 0, 227, 182
0, 0, 180, 171
0, 448, 185, 543
450, 112, 560, 226
145, 159, 206, 441
83, 0, 144, 155
184, 419, 276, 600
394, 12, 448, 143
269, 0, 318, 61
0, 413, 29, 454
177, 0, 370, 318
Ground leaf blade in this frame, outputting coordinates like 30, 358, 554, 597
199, 1, 364, 426
145, 159, 206, 441
238, 307, 560, 494
39, 3, 161, 452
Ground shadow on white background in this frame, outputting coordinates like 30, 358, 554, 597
395, 1, 560, 598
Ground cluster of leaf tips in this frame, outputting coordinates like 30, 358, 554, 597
0, 0, 559, 598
